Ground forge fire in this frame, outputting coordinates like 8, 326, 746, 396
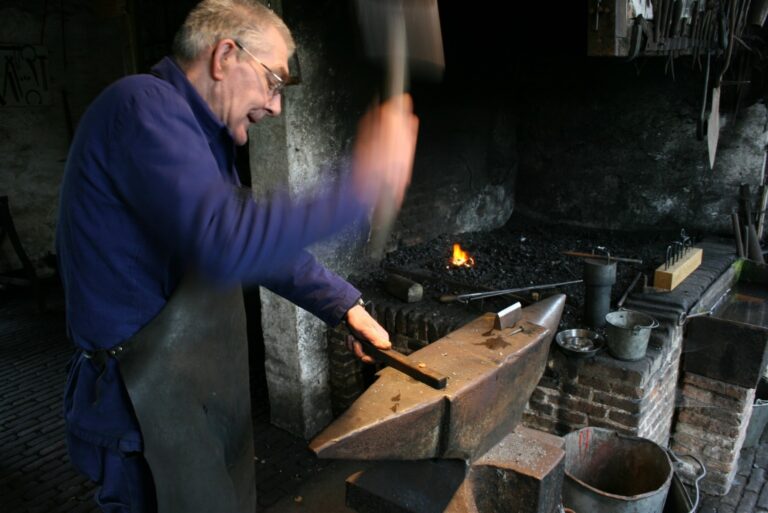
449, 243, 475, 268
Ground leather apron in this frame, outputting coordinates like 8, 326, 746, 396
114, 276, 256, 513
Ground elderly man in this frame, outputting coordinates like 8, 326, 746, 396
56, 1, 418, 511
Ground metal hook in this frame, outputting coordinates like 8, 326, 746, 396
594, 246, 611, 259
680, 228, 691, 253
673, 241, 684, 264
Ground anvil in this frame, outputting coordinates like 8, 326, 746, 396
310, 294, 565, 462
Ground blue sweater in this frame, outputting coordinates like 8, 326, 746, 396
57, 57, 365, 454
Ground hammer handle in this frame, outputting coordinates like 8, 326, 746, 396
349, 329, 447, 390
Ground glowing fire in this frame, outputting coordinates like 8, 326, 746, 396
449, 243, 475, 268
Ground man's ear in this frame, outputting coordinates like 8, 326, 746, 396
210, 39, 238, 81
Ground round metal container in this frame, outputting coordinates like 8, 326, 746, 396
555, 329, 604, 358
605, 310, 658, 361
563, 427, 672, 513
583, 259, 617, 329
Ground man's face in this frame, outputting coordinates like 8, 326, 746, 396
218, 27, 289, 146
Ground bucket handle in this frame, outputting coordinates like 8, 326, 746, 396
666, 448, 706, 513
618, 308, 660, 330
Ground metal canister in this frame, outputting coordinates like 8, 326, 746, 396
583, 258, 617, 329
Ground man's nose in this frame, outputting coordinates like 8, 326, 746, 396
265, 94, 282, 117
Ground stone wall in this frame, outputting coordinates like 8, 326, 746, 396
514, 58, 767, 234
0, 1, 134, 272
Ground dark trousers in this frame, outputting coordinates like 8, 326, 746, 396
67, 432, 157, 513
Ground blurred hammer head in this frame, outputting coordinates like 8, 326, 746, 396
355, 0, 445, 86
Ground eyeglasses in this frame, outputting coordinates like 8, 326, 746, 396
234, 40, 285, 98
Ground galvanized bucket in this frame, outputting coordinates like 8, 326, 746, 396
563, 427, 672, 513
605, 310, 659, 361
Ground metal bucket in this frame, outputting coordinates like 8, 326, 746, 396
744, 378, 768, 448
563, 427, 672, 513
605, 310, 659, 361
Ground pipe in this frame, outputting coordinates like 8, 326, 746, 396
732, 211, 745, 258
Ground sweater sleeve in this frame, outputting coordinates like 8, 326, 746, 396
109, 83, 369, 286
260, 250, 361, 326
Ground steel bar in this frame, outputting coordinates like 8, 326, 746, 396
350, 328, 448, 389
617, 272, 644, 309
438, 279, 582, 304
562, 250, 643, 264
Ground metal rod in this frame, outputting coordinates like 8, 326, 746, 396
439, 279, 583, 304
617, 272, 644, 309
562, 251, 643, 265
757, 184, 768, 240
732, 211, 746, 257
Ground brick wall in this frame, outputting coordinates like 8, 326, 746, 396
326, 301, 463, 416
522, 323, 683, 447
670, 372, 755, 495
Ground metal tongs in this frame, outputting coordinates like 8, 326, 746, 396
438, 279, 583, 304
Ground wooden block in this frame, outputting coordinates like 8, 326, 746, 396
653, 247, 703, 291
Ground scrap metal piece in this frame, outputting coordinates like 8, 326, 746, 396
493, 302, 522, 330
310, 294, 566, 462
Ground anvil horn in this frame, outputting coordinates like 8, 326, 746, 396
310, 294, 566, 461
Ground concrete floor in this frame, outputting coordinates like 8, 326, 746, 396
262, 460, 371, 513
2, 283, 768, 513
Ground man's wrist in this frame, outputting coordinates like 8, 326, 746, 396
345, 297, 366, 324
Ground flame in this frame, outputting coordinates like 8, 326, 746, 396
449, 243, 475, 268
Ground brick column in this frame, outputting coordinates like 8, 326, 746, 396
671, 372, 755, 495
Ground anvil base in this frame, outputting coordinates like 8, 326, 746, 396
346, 427, 565, 513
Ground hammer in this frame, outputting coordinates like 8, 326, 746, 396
354, 0, 445, 258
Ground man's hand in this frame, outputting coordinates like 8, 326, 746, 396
351, 94, 419, 210
345, 304, 391, 364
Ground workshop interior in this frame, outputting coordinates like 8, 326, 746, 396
4, 1, 768, 512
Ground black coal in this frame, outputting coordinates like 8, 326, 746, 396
352, 214, 693, 330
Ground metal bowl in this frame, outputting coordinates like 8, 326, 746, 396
555, 329, 604, 359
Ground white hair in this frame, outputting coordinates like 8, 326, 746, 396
173, 0, 295, 64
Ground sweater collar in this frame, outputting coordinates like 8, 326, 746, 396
150, 57, 231, 144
